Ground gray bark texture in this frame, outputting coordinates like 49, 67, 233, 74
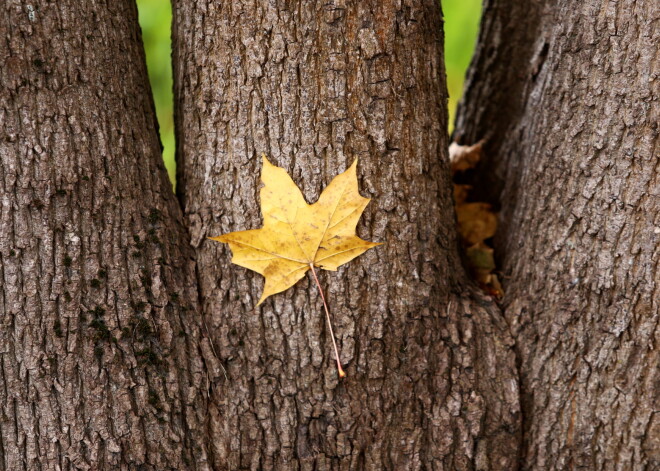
0, 1, 210, 469
173, 0, 519, 470
455, 0, 659, 470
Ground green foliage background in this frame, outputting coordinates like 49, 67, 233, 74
137, 0, 175, 182
136, 0, 481, 185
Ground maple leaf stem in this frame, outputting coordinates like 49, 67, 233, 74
309, 263, 346, 378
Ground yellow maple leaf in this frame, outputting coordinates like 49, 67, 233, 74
210, 155, 381, 306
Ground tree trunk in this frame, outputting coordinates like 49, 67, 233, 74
0, 1, 210, 469
173, 1, 519, 470
455, 1, 659, 469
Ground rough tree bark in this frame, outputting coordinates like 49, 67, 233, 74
455, 0, 659, 470
173, 1, 519, 470
0, 1, 209, 469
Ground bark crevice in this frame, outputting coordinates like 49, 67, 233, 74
453, 0, 546, 209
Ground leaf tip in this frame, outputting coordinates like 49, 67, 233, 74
256, 292, 269, 306
345, 158, 359, 177
262, 153, 275, 168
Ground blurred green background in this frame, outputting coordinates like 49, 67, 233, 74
137, 0, 175, 183
136, 0, 481, 186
